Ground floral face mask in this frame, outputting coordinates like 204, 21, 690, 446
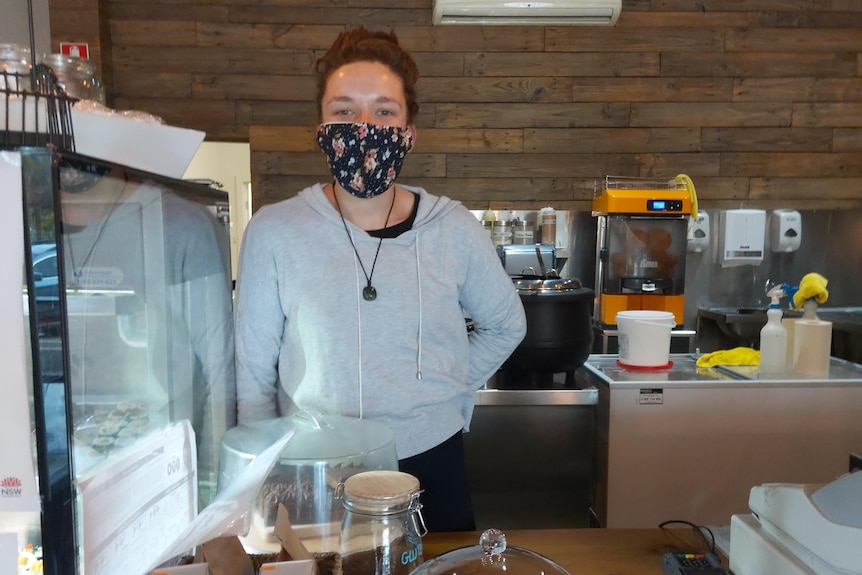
317, 122, 415, 199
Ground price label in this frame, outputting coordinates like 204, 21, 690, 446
639, 388, 664, 405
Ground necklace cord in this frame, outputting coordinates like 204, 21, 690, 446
66, 175, 129, 288
333, 185, 397, 294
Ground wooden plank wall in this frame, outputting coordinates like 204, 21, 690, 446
48, 0, 862, 212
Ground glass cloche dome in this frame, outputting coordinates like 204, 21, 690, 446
411, 529, 572, 575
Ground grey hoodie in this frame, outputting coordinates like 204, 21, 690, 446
235, 183, 526, 458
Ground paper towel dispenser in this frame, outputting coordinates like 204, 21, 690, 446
717, 209, 766, 267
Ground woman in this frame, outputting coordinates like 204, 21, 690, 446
234, 27, 526, 531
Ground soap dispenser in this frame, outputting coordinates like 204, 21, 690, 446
759, 286, 787, 374
769, 209, 802, 252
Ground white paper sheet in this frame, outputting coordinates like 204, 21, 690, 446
76, 421, 198, 575
146, 430, 295, 573
0, 151, 41, 513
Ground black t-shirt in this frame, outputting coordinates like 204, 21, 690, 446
369, 192, 419, 239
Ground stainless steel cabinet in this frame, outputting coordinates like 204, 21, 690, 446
464, 378, 598, 529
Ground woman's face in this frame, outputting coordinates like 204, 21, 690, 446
321, 61, 409, 128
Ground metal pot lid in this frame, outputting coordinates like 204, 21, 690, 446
512, 275, 583, 294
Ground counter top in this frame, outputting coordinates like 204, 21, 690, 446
581, 353, 862, 388
423, 528, 725, 574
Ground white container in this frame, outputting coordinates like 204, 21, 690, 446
759, 305, 787, 374
41, 53, 106, 104
0, 43, 31, 91
616, 310, 676, 367
539, 207, 556, 246
512, 219, 535, 244
490, 220, 513, 247
793, 319, 832, 376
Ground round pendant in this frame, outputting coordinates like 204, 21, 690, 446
362, 285, 377, 301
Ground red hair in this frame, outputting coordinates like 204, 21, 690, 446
315, 27, 420, 124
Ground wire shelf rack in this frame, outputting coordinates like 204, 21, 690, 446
2, 63, 76, 151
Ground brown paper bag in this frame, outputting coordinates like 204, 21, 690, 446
273, 504, 324, 575
196, 536, 255, 575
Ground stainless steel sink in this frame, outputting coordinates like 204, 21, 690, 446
697, 307, 790, 346
697, 306, 862, 362
816, 307, 862, 333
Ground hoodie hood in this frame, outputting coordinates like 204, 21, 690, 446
297, 183, 462, 242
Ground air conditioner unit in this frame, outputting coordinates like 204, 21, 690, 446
432, 0, 621, 26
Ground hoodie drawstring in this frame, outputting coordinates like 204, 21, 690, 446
415, 233, 423, 380
348, 228, 365, 419
351, 227, 423, 404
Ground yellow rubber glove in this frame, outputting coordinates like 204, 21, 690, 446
793, 272, 829, 310
675, 173, 698, 221
696, 347, 760, 367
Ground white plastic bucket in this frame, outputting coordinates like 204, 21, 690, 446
616, 310, 676, 367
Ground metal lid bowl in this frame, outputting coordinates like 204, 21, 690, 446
512, 275, 585, 295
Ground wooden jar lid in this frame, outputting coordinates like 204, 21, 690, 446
343, 470, 419, 505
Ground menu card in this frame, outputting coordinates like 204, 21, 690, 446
77, 421, 198, 575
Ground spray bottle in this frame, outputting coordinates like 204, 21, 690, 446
759, 285, 787, 374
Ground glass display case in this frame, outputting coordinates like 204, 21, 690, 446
1, 146, 236, 575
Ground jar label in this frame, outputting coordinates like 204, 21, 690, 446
401, 543, 422, 565
513, 230, 534, 244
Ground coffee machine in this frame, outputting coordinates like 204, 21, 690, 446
593, 176, 693, 327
